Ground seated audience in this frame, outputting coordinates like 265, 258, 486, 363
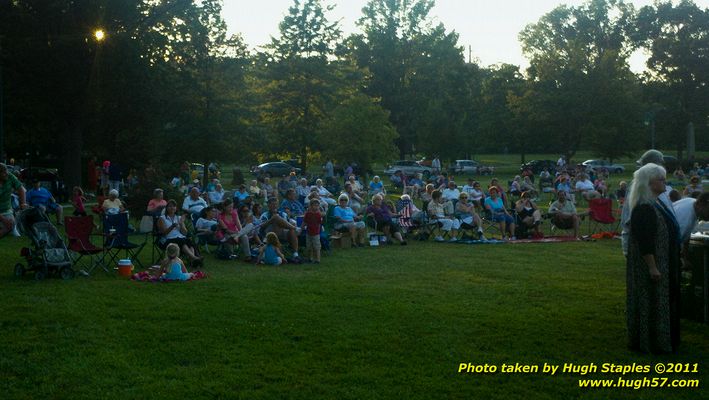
683, 176, 703, 197
182, 187, 208, 219
548, 191, 582, 239
279, 188, 306, 219
146, 188, 167, 216
428, 190, 460, 242
575, 173, 601, 200
514, 191, 542, 238
102, 189, 125, 215
484, 186, 515, 240
442, 181, 460, 203
455, 192, 485, 240
369, 176, 386, 196
216, 199, 253, 261
260, 197, 300, 259
208, 183, 226, 205
313, 178, 336, 206
333, 194, 367, 246
343, 183, 365, 214
27, 180, 64, 224
366, 194, 406, 245
157, 200, 202, 267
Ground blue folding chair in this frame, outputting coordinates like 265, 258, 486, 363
102, 213, 147, 269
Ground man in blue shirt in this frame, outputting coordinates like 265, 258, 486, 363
260, 197, 300, 259
27, 180, 64, 225
279, 189, 305, 218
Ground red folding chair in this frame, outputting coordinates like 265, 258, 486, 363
587, 198, 617, 235
65, 215, 106, 275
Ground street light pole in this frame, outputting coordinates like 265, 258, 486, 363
0, 36, 4, 163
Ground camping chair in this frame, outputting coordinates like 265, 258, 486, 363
479, 207, 504, 239
64, 215, 106, 275
150, 215, 167, 265
587, 198, 617, 235
102, 212, 147, 269
396, 201, 415, 235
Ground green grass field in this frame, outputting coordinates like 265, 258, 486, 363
1, 152, 707, 399
1, 237, 707, 399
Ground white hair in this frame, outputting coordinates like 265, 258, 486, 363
109, 189, 119, 197
338, 193, 349, 202
627, 163, 666, 212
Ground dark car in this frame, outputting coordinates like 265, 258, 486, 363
20, 167, 66, 202
251, 162, 301, 179
520, 160, 557, 174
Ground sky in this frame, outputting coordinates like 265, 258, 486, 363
220, 0, 681, 72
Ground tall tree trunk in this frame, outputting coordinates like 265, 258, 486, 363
63, 123, 82, 201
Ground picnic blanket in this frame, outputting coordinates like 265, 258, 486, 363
131, 270, 207, 282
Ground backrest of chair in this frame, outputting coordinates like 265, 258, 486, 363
65, 216, 94, 246
589, 198, 614, 222
104, 212, 130, 245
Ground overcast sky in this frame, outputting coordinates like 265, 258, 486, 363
220, 0, 691, 72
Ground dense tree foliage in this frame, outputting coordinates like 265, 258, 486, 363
0, 0, 706, 192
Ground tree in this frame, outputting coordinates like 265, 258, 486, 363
258, 0, 343, 170
354, 0, 473, 159
518, 0, 642, 163
318, 93, 398, 172
635, 0, 709, 156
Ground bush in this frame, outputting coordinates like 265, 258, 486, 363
124, 168, 183, 218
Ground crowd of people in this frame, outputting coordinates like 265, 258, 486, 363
2, 149, 709, 356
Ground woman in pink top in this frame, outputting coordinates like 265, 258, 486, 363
146, 189, 167, 216
216, 199, 252, 261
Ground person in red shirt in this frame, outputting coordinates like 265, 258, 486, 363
302, 199, 323, 263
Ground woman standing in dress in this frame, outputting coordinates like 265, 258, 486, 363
627, 163, 681, 353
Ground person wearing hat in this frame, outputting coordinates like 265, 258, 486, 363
27, 179, 64, 225
621, 150, 676, 256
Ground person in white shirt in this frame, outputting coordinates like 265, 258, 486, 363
674, 192, 709, 270
208, 183, 225, 205
313, 178, 336, 205
575, 173, 600, 200
674, 193, 709, 243
182, 187, 208, 219
442, 181, 460, 202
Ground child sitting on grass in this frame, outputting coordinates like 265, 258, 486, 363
302, 199, 322, 263
258, 232, 287, 265
160, 243, 194, 281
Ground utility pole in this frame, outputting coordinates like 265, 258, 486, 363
0, 36, 5, 163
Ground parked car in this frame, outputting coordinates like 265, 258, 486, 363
384, 160, 433, 178
448, 160, 495, 176
520, 160, 557, 174
581, 159, 625, 174
251, 162, 302, 179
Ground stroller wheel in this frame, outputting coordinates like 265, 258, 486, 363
34, 269, 46, 281
60, 267, 75, 280
14, 263, 25, 277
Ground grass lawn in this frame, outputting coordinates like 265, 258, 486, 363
0, 235, 707, 399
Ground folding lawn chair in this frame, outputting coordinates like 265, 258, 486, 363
64, 215, 106, 275
102, 213, 147, 269
587, 198, 616, 235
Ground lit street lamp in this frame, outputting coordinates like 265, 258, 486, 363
94, 29, 106, 42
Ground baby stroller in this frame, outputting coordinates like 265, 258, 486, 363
14, 207, 75, 280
